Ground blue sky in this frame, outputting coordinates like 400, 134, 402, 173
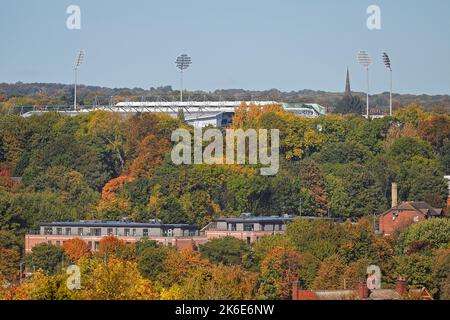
0, 0, 449, 94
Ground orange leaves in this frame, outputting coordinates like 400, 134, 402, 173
62, 238, 90, 262
128, 134, 171, 179
258, 245, 303, 299
101, 176, 133, 201
97, 235, 134, 260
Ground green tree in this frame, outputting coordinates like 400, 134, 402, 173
397, 219, 450, 254
25, 243, 66, 275
137, 244, 168, 280
199, 237, 252, 267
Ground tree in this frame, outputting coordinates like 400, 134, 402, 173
397, 219, 450, 254
97, 236, 134, 260
0, 246, 20, 283
157, 248, 204, 287
137, 244, 168, 280
312, 255, 347, 290
387, 137, 434, 163
77, 257, 159, 300
335, 94, 363, 115
286, 218, 340, 261
180, 263, 257, 300
252, 234, 291, 266
62, 238, 91, 262
199, 237, 252, 267
396, 156, 447, 208
128, 134, 171, 178
257, 246, 302, 300
25, 243, 66, 275
395, 253, 436, 296
338, 219, 376, 263
418, 114, 450, 152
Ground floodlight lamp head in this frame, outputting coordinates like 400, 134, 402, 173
74, 50, 85, 69
357, 50, 372, 69
175, 54, 192, 71
382, 52, 392, 71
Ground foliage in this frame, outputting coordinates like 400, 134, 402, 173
199, 237, 252, 267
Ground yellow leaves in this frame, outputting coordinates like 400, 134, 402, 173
160, 284, 184, 300
77, 257, 159, 300
231, 102, 284, 129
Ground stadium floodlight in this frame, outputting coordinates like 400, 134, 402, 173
357, 50, 372, 119
73, 50, 85, 111
382, 52, 393, 116
175, 54, 192, 102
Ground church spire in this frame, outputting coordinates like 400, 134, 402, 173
345, 67, 351, 96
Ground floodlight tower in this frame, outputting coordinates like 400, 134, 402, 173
382, 52, 393, 116
357, 50, 373, 119
73, 50, 85, 111
175, 54, 192, 102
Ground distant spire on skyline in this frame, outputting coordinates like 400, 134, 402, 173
345, 67, 351, 96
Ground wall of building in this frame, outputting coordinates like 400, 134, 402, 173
379, 210, 425, 236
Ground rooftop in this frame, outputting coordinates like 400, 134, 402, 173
40, 220, 197, 229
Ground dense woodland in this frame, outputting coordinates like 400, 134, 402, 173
0, 101, 449, 299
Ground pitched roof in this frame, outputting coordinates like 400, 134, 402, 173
380, 201, 442, 217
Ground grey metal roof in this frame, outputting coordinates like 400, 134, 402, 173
40, 220, 198, 229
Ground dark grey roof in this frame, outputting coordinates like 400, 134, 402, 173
214, 216, 339, 224
40, 220, 198, 229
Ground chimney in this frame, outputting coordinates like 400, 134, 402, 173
392, 183, 398, 208
357, 280, 369, 300
395, 277, 408, 296
292, 281, 301, 300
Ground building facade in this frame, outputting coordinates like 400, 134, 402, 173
25, 215, 342, 252
25, 220, 205, 252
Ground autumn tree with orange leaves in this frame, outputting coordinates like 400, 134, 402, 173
62, 238, 91, 262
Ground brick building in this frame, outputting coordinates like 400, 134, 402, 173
25, 220, 207, 252
25, 214, 342, 252
378, 183, 445, 236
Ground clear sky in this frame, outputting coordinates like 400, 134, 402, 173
0, 0, 449, 95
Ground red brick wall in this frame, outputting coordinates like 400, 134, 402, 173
379, 210, 425, 236
25, 235, 208, 252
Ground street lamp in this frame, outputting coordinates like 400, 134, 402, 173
73, 49, 86, 111
175, 54, 192, 102
382, 52, 393, 116
357, 50, 373, 119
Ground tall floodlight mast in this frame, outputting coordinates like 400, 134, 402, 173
357, 50, 373, 119
73, 50, 85, 111
382, 52, 393, 116
175, 54, 192, 102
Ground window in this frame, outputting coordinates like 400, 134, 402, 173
107, 228, 113, 235
163, 229, 173, 237
143, 229, 148, 237
413, 216, 420, 222
65, 228, 71, 235
88, 241, 92, 249
244, 224, 254, 232
78, 228, 83, 236
132, 228, 136, 236
56, 228, 62, 235
230, 223, 237, 231
246, 237, 251, 244
44, 227, 53, 235
56, 240, 61, 246
189, 230, 196, 237
124, 228, 130, 236
94, 241, 100, 251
